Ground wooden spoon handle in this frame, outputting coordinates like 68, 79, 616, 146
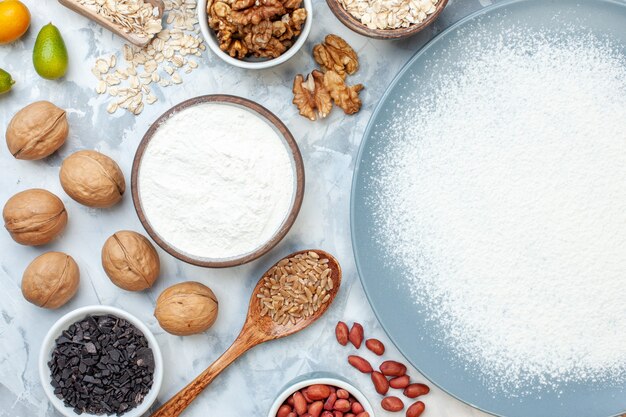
149, 334, 256, 417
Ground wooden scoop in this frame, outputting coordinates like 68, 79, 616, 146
58, 0, 165, 48
149, 249, 342, 417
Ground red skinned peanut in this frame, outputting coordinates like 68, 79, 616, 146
309, 401, 324, 417
351, 402, 364, 414
336, 389, 350, 399
380, 360, 407, 377
334, 399, 351, 412
302, 390, 314, 403
381, 396, 404, 412
389, 375, 410, 389
294, 392, 308, 415
371, 371, 389, 395
348, 355, 373, 373
404, 383, 430, 398
278, 405, 293, 417
337, 389, 350, 400
336, 322, 349, 346
365, 339, 385, 355
324, 393, 337, 410
406, 401, 426, 417
348, 323, 364, 349
307, 385, 331, 401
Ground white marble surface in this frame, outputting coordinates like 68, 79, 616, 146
0, 1, 497, 416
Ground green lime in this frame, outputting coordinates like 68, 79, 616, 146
33, 23, 68, 80
0, 68, 15, 94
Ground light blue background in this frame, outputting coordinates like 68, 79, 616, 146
0, 0, 599, 416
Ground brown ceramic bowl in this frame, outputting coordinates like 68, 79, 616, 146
131, 95, 305, 268
326, 0, 448, 39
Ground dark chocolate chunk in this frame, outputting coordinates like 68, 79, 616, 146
84, 342, 97, 354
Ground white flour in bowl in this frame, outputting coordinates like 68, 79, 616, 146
372, 28, 626, 394
139, 102, 294, 259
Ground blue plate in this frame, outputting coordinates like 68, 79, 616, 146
350, 1, 626, 416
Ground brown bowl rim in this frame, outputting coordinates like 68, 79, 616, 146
325, 0, 449, 39
131, 94, 305, 268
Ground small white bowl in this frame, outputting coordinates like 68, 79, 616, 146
198, 0, 312, 69
39, 305, 163, 417
268, 373, 376, 417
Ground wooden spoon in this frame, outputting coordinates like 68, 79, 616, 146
149, 249, 342, 417
58, 0, 165, 48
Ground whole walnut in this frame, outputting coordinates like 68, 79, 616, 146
102, 230, 160, 291
3, 189, 68, 246
21, 252, 80, 309
6, 101, 69, 160
155, 282, 219, 336
59, 150, 126, 208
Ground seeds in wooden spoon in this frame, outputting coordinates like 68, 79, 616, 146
257, 252, 333, 326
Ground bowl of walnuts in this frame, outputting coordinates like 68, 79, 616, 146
198, 0, 312, 69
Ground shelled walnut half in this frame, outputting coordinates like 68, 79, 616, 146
207, 0, 307, 59
293, 69, 363, 119
324, 70, 364, 115
292, 70, 332, 121
313, 34, 359, 79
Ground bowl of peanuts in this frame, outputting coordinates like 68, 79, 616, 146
269, 373, 374, 417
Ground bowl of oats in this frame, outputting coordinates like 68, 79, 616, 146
327, 0, 447, 39
198, 0, 312, 69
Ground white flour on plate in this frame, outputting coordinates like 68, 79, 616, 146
139, 103, 294, 259
371, 29, 626, 394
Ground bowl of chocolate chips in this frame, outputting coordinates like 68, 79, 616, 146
38, 305, 163, 417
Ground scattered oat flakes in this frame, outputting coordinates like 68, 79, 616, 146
107, 101, 119, 113
96, 58, 110, 73
96, 80, 107, 94
91, 0, 204, 115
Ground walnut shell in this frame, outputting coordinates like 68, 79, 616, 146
155, 282, 219, 336
3, 189, 68, 246
21, 251, 80, 309
6, 101, 69, 160
102, 230, 160, 291
59, 150, 126, 208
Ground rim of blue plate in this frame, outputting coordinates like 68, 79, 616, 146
349, 1, 626, 416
